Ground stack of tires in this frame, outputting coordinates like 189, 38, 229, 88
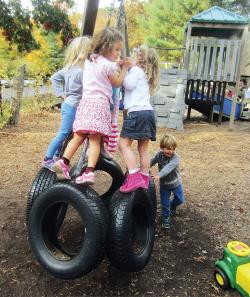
26, 157, 157, 279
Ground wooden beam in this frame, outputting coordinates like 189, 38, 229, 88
229, 26, 248, 130
191, 23, 246, 30
184, 22, 192, 69
80, 0, 100, 36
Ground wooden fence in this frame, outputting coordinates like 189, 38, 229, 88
186, 38, 241, 83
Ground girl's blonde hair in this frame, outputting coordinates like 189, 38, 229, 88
63, 36, 92, 70
91, 27, 123, 56
136, 45, 159, 95
160, 134, 177, 149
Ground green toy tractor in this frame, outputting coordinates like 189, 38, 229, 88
215, 241, 250, 297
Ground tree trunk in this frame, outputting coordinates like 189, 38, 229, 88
7, 65, 25, 127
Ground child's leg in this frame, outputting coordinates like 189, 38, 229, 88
75, 134, 102, 185
52, 133, 85, 180
43, 103, 76, 169
138, 138, 150, 173
63, 133, 85, 160
170, 184, 185, 215
160, 187, 171, 229
87, 134, 102, 168
119, 137, 136, 170
138, 138, 150, 188
119, 137, 145, 193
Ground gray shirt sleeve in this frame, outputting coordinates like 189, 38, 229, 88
158, 154, 180, 178
51, 69, 65, 98
150, 152, 160, 167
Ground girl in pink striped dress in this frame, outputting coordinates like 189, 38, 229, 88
52, 27, 131, 184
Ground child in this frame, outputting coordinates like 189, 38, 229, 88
52, 27, 130, 183
119, 45, 159, 193
42, 36, 91, 170
150, 134, 185, 230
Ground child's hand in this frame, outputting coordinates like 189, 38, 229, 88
122, 57, 134, 69
153, 174, 160, 181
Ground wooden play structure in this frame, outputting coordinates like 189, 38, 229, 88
184, 6, 249, 125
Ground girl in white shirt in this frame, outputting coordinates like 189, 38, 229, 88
119, 45, 160, 193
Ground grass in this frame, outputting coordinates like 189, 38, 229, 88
0, 94, 59, 128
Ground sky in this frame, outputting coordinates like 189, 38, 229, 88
21, 0, 115, 11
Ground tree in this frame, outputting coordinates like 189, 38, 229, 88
138, 0, 209, 62
125, 0, 147, 50
31, 0, 79, 46
0, 0, 39, 52
209, 0, 250, 16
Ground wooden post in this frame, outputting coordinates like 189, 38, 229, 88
184, 22, 192, 70
229, 26, 248, 130
7, 65, 25, 126
80, 0, 100, 36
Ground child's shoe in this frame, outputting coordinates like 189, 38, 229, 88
120, 171, 145, 193
53, 155, 60, 162
161, 217, 170, 230
52, 159, 71, 180
75, 172, 95, 185
42, 158, 56, 172
140, 172, 150, 189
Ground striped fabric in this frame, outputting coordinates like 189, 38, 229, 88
106, 88, 120, 153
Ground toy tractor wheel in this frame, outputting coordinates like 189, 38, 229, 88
214, 267, 231, 290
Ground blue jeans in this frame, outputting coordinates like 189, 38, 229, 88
45, 102, 76, 159
160, 185, 185, 218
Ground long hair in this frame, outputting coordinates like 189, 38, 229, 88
136, 45, 160, 95
63, 36, 92, 71
91, 27, 123, 56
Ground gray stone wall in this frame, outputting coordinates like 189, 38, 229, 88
153, 69, 187, 130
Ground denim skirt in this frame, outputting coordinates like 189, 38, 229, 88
120, 110, 156, 141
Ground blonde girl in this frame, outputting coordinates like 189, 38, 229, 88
42, 36, 91, 170
53, 27, 131, 183
119, 45, 160, 193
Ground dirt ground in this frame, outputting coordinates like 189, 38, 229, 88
0, 110, 250, 297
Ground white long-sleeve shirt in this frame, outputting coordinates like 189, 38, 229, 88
123, 66, 153, 113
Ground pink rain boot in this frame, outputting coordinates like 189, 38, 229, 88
140, 172, 150, 189
120, 171, 146, 193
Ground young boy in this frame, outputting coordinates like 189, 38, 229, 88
150, 134, 185, 230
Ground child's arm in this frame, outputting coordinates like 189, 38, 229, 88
150, 152, 159, 167
108, 58, 132, 87
51, 69, 66, 100
123, 66, 141, 91
158, 154, 180, 178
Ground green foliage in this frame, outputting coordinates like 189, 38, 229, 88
209, 0, 250, 16
0, 0, 39, 52
21, 95, 59, 114
0, 101, 11, 128
31, 0, 79, 46
138, 0, 209, 62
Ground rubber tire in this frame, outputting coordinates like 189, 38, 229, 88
74, 156, 125, 205
107, 189, 155, 272
214, 267, 231, 290
148, 177, 157, 220
28, 182, 108, 279
26, 167, 57, 224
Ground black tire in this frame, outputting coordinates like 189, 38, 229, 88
214, 267, 231, 290
26, 167, 57, 224
73, 156, 125, 205
148, 177, 157, 220
107, 189, 155, 272
28, 182, 108, 279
